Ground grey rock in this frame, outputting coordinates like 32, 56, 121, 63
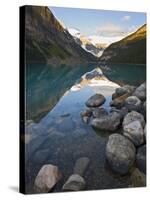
81, 108, 92, 123
144, 125, 146, 141
110, 93, 129, 109
130, 168, 146, 187
123, 120, 144, 146
106, 134, 136, 175
34, 164, 62, 193
80, 108, 92, 117
143, 101, 146, 112
85, 93, 106, 107
136, 145, 146, 174
110, 107, 128, 118
62, 174, 85, 191
123, 111, 145, 128
82, 116, 90, 124
124, 96, 142, 112
110, 107, 121, 113
120, 107, 129, 117
109, 108, 123, 120
112, 85, 136, 99
142, 101, 146, 118
116, 87, 129, 96
110, 99, 124, 109
92, 107, 108, 118
133, 82, 146, 101
92, 112, 121, 131
73, 157, 90, 176
112, 92, 119, 100
123, 85, 136, 93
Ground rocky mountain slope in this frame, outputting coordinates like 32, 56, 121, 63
99, 24, 146, 64
68, 28, 106, 57
25, 6, 96, 65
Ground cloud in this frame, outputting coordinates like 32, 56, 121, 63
96, 22, 137, 38
88, 35, 125, 46
122, 15, 131, 21
96, 23, 127, 37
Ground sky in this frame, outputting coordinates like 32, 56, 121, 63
49, 6, 146, 44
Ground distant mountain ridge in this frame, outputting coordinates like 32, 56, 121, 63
68, 28, 107, 57
99, 24, 146, 64
25, 6, 96, 65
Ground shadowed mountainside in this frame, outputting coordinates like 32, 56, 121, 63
99, 24, 146, 64
25, 6, 96, 65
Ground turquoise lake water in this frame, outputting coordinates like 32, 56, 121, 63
26, 63, 146, 122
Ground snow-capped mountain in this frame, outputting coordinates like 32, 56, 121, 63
68, 28, 107, 57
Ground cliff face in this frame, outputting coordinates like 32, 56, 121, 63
25, 6, 96, 65
99, 24, 146, 64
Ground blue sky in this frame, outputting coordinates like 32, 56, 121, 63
49, 6, 146, 38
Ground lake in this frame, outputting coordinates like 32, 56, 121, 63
25, 63, 146, 193
26, 63, 146, 122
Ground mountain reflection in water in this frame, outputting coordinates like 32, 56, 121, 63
26, 63, 146, 122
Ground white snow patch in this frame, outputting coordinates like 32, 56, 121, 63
68, 28, 81, 38
70, 68, 120, 92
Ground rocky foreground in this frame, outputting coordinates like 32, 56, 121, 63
80, 69, 146, 185
32, 68, 146, 193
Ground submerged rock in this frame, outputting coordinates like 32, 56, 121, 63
133, 82, 146, 101
85, 93, 106, 107
80, 108, 92, 123
73, 157, 90, 176
82, 116, 90, 124
124, 96, 142, 112
123, 120, 144, 146
92, 107, 108, 118
106, 134, 136, 175
123, 111, 145, 128
136, 145, 146, 174
130, 168, 146, 187
62, 174, 85, 191
80, 108, 92, 117
92, 112, 121, 131
34, 164, 62, 193
60, 113, 71, 117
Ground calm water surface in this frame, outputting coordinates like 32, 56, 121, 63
25, 63, 146, 193
26, 63, 146, 121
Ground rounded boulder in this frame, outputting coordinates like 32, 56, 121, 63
85, 93, 106, 107
106, 134, 136, 175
